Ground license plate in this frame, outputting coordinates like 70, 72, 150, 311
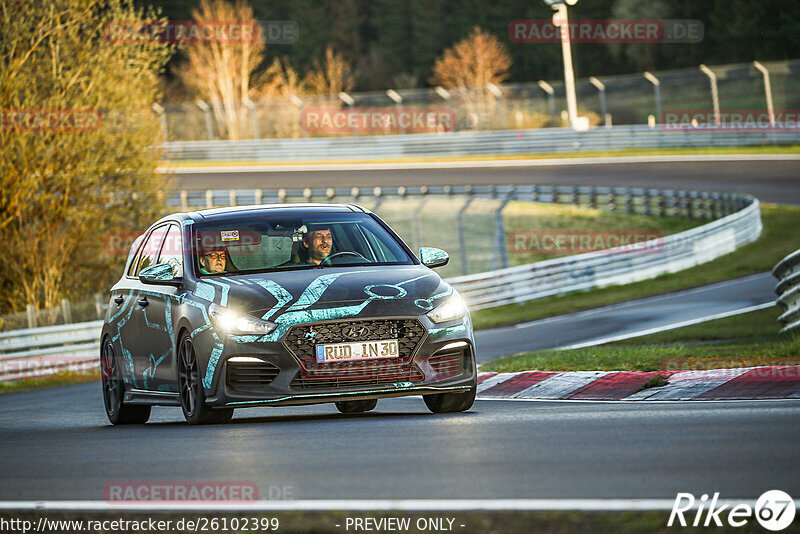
315, 339, 399, 363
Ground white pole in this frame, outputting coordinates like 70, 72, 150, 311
753, 61, 775, 127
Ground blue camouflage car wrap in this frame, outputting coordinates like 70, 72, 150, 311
101, 205, 476, 411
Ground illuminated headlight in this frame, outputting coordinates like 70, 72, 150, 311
209, 304, 277, 335
427, 291, 467, 324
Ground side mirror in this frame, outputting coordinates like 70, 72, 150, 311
139, 263, 182, 286
419, 247, 449, 268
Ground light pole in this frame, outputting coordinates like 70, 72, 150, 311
544, 0, 587, 130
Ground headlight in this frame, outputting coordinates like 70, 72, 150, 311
427, 291, 467, 324
209, 304, 277, 335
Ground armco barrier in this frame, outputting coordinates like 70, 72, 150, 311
773, 249, 800, 332
162, 125, 800, 162
448, 195, 761, 310
0, 321, 102, 382
1, 186, 761, 381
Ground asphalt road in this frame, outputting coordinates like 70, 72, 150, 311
474, 272, 777, 363
1, 384, 799, 501
1, 159, 796, 504
173, 158, 800, 204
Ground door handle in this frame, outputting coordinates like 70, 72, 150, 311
138, 297, 149, 307
114, 296, 124, 306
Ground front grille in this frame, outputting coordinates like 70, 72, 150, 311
429, 349, 465, 379
226, 360, 280, 392
284, 318, 426, 389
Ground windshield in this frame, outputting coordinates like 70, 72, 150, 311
192, 211, 414, 276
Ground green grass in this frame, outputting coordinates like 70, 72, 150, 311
0, 369, 99, 395
160, 144, 800, 167
472, 203, 800, 330
481, 307, 800, 373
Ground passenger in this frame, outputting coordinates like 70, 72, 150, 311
199, 248, 228, 274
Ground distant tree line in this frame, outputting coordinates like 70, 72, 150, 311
146, 0, 800, 91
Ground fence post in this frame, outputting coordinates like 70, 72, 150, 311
493, 191, 513, 271
195, 99, 214, 141
372, 186, 384, 213
457, 189, 475, 276
643, 72, 662, 124
95, 294, 104, 320
411, 187, 429, 251
61, 298, 72, 324
26, 304, 37, 329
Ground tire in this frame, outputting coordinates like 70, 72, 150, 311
423, 385, 476, 414
178, 333, 233, 425
101, 337, 151, 425
335, 398, 378, 414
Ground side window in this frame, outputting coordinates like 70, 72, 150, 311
125, 235, 145, 277
361, 226, 393, 262
134, 226, 168, 276
157, 225, 184, 277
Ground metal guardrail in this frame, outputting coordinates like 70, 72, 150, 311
449, 194, 761, 310
1, 186, 761, 381
773, 249, 800, 333
162, 125, 800, 162
0, 321, 102, 382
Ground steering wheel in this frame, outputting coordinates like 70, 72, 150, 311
320, 251, 369, 266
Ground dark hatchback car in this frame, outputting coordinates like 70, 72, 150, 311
101, 204, 477, 424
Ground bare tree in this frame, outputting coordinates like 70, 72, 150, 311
254, 57, 305, 137
431, 27, 511, 90
178, 0, 265, 140
303, 46, 355, 97
0, 0, 172, 314
430, 27, 511, 129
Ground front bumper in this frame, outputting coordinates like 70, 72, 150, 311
200, 315, 477, 408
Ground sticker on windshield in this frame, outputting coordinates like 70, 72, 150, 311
221, 230, 239, 241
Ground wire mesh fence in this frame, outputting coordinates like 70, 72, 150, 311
160, 59, 800, 141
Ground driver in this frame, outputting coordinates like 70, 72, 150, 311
301, 226, 333, 265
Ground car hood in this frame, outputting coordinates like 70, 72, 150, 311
193, 265, 454, 321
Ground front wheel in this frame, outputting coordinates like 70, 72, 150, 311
101, 338, 150, 425
178, 334, 233, 425
423, 385, 476, 413
335, 399, 378, 414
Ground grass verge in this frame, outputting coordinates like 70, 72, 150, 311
472, 203, 799, 330
160, 144, 800, 167
481, 306, 800, 373
0, 369, 99, 395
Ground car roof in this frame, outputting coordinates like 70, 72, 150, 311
188, 203, 367, 221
